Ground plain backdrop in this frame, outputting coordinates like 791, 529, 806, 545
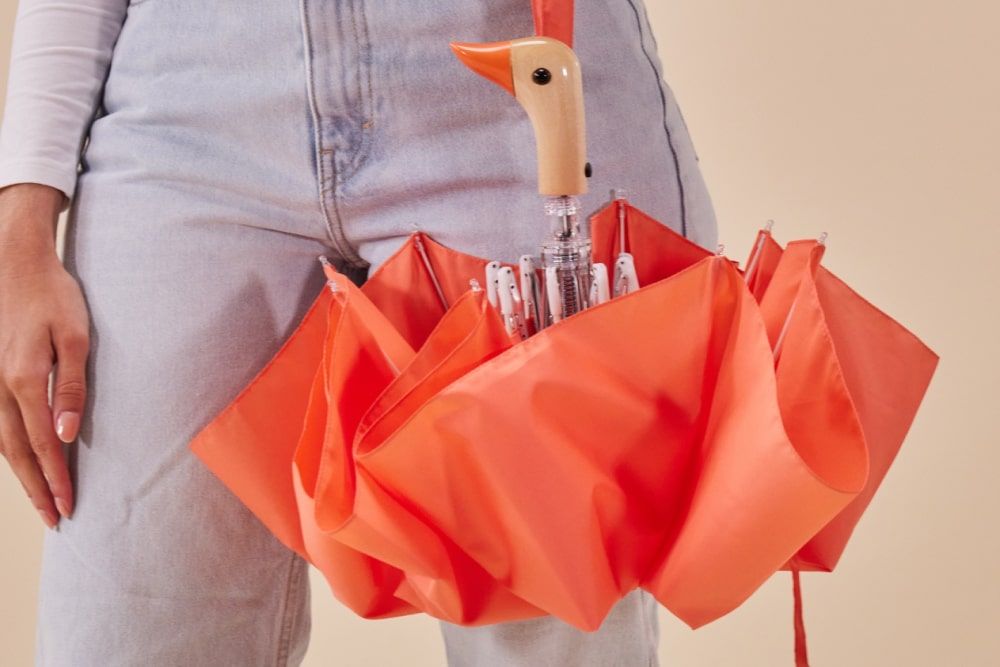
1, 1, 997, 665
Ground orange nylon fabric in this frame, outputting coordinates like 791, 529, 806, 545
188, 199, 937, 637
532, 0, 574, 47
739, 233, 938, 664
744, 228, 784, 301
358, 231, 519, 350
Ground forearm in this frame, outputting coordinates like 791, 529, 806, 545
0, 0, 128, 210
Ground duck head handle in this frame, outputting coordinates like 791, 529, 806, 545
450, 36, 588, 197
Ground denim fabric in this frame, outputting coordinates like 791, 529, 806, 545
36, 0, 716, 664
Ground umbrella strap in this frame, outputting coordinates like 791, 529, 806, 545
792, 566, 811, 667
531, 0, 574, 47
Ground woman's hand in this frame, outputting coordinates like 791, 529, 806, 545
0, 183, 88, 529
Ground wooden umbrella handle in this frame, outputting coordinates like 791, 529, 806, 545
452, 0, 585, 195
509, 37, 587, 196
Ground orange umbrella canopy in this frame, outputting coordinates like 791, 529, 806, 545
188, 197, 937, 635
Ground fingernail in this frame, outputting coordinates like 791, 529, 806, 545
37, 507, 57, 530
55, 411, 80, 443
55, 497, 72, 519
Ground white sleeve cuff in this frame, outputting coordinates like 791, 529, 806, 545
0, 158, 77, 211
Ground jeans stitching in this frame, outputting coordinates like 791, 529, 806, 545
336, 0, 375, 185
299, 0, 368, 269
635, 589, 656, 665
623, 0, 688, 240
275, 553, 304, 666
646, 590, 661, 666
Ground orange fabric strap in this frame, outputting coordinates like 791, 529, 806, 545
532, 0, 574, 46
793, 568, 810, 666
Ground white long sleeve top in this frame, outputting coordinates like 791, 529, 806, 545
0, 0, 128, 207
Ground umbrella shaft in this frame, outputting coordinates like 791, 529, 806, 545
540, 195, 592, 326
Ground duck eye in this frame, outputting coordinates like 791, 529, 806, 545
531, 68, 552, 85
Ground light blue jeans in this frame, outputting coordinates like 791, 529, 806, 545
37, 0, 717, 664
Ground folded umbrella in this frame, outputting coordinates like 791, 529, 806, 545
188, 0, 938, 663
190, 194, 936, 634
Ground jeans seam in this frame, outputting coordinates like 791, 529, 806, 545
637, 589, 657, 665
623, 0, 688, 240
275, 553, 304, 666
336, 0, 375, 185
299, 0, 369, 269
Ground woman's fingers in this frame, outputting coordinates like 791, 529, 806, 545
16, 378, 72, 524
0, 394, 59, 529
0, 305, 89, 529
51, 323, 88, 447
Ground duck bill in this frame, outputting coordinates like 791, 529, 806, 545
449, 40, 515, 96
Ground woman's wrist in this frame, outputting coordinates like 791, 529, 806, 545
0, 183, 66, 259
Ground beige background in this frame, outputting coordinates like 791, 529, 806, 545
1, 0, 997, 665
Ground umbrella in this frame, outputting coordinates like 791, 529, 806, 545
189, 194, 936, 631
188, 0, 938, 662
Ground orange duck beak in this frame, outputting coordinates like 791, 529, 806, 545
449, 40, 515, 96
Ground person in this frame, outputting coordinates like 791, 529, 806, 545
0, 0, 717, 664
